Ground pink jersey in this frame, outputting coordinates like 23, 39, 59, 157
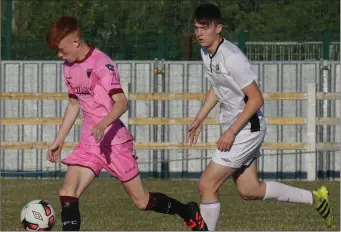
63, 47, 134, 145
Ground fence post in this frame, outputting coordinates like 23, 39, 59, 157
307, 83, 316, 181
157, 32, 167, 59
159, 59, 169, 179
321, 30, 332, 179
322, 30, 331, 60
152, 59, 159, 178
238, 31, 247, 54
182, 34, 193, 60
121, 83, 130, 127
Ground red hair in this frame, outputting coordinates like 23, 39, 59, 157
46, 16, 80, 50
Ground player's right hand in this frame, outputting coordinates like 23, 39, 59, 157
47, 142, 63, 163
186, 120, 203, 145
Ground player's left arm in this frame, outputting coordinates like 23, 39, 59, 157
217, 81, 263, 151
228, 54, 263, 135
217, 54, 263, 151
91, 93, 128, 143
91, 61, 128, 142
228, 82, 264, 135
98, 62, 128, 126
100, 93, 128, 128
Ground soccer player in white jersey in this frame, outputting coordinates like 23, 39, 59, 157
186, 3, 334, 231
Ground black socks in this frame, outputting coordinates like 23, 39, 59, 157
60, 196, 81, 231
145, 192, 188, 219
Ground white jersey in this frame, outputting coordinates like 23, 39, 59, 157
201, 38, 266, 132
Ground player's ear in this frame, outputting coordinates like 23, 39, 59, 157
71, 32, 81, 48
73, 37, 81, 48
215, 23, 223, 34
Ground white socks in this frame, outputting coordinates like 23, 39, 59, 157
263, 181, 313, 204
200, 202, 220, 231
199, 182, 312, 231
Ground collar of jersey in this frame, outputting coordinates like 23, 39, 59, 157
76, 45, 95, 64
209, 38, 224, 59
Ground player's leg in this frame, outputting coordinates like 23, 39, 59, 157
121, 174, 185, 213
198, 129, 266, 231
232, 130, 314, 203
198, 160, 237, 231
60, 144, 102, 231
102, 141, 207, 231
233, 159, 313, 202
121, 174, 206, 231
59, 165, 96, 231
233, 156, 334, 227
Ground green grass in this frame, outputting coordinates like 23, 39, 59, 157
1, 179, 339, 231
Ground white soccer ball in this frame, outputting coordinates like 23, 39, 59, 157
20, 200, 56, 231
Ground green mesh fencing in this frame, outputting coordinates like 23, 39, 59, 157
1, 0, 340, 60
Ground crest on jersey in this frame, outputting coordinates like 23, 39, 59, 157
86, 69, 93, 78
216, 63, 220, 72
105, 64, 115, 71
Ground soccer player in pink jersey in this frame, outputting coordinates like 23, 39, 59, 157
46, 16, 207, 231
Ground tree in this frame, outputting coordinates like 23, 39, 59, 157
2, 0, 339, 60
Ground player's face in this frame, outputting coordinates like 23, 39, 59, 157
57, 36, 80, 63
194, 20, 222, 47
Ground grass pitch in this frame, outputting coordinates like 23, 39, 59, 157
1, 179, 339, 231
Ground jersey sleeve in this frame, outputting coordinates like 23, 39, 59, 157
204, 69, 215, 87
63, 66, 78, 100
225, 54, 258, 89
94, 57, 123, 97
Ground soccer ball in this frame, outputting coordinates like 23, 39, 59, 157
20, 200, 56, 231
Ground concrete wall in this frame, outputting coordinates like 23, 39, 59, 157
0, 60, 339, 180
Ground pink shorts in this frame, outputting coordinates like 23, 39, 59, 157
62, 140, 139, 182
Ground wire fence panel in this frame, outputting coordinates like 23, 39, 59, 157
245, 42, 340, 61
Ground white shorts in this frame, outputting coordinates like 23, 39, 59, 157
212, 130, 266, 168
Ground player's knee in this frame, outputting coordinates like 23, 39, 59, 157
238, 185, 262, 200
239, 189, 258, 200
130, 192, 149, 210
75, 190, 83, 198
198, 180, 217, 197
59, 187, 77, 198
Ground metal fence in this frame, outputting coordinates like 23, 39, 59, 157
245, 42, 340, 61
0, 60, 339, 180
2, 39, 340, 61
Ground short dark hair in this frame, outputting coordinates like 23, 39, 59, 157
192, 3, 223, 26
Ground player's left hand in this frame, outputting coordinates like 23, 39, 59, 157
91, 121, 107, 143
216, 129, 236, 152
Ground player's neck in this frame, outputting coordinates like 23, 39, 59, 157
207, 36, 223, 56
76, 43, 92, 62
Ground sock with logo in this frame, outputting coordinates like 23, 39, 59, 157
145, 192, 188, 219
60, 196, 81, 231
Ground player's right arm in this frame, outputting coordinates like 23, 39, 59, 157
186, 87, 218, 145
193, 49, 219, 123
194, 87, 218, 123
53, 97, 80, 145
47, 65, 81, 163
47, 97, 80, 163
